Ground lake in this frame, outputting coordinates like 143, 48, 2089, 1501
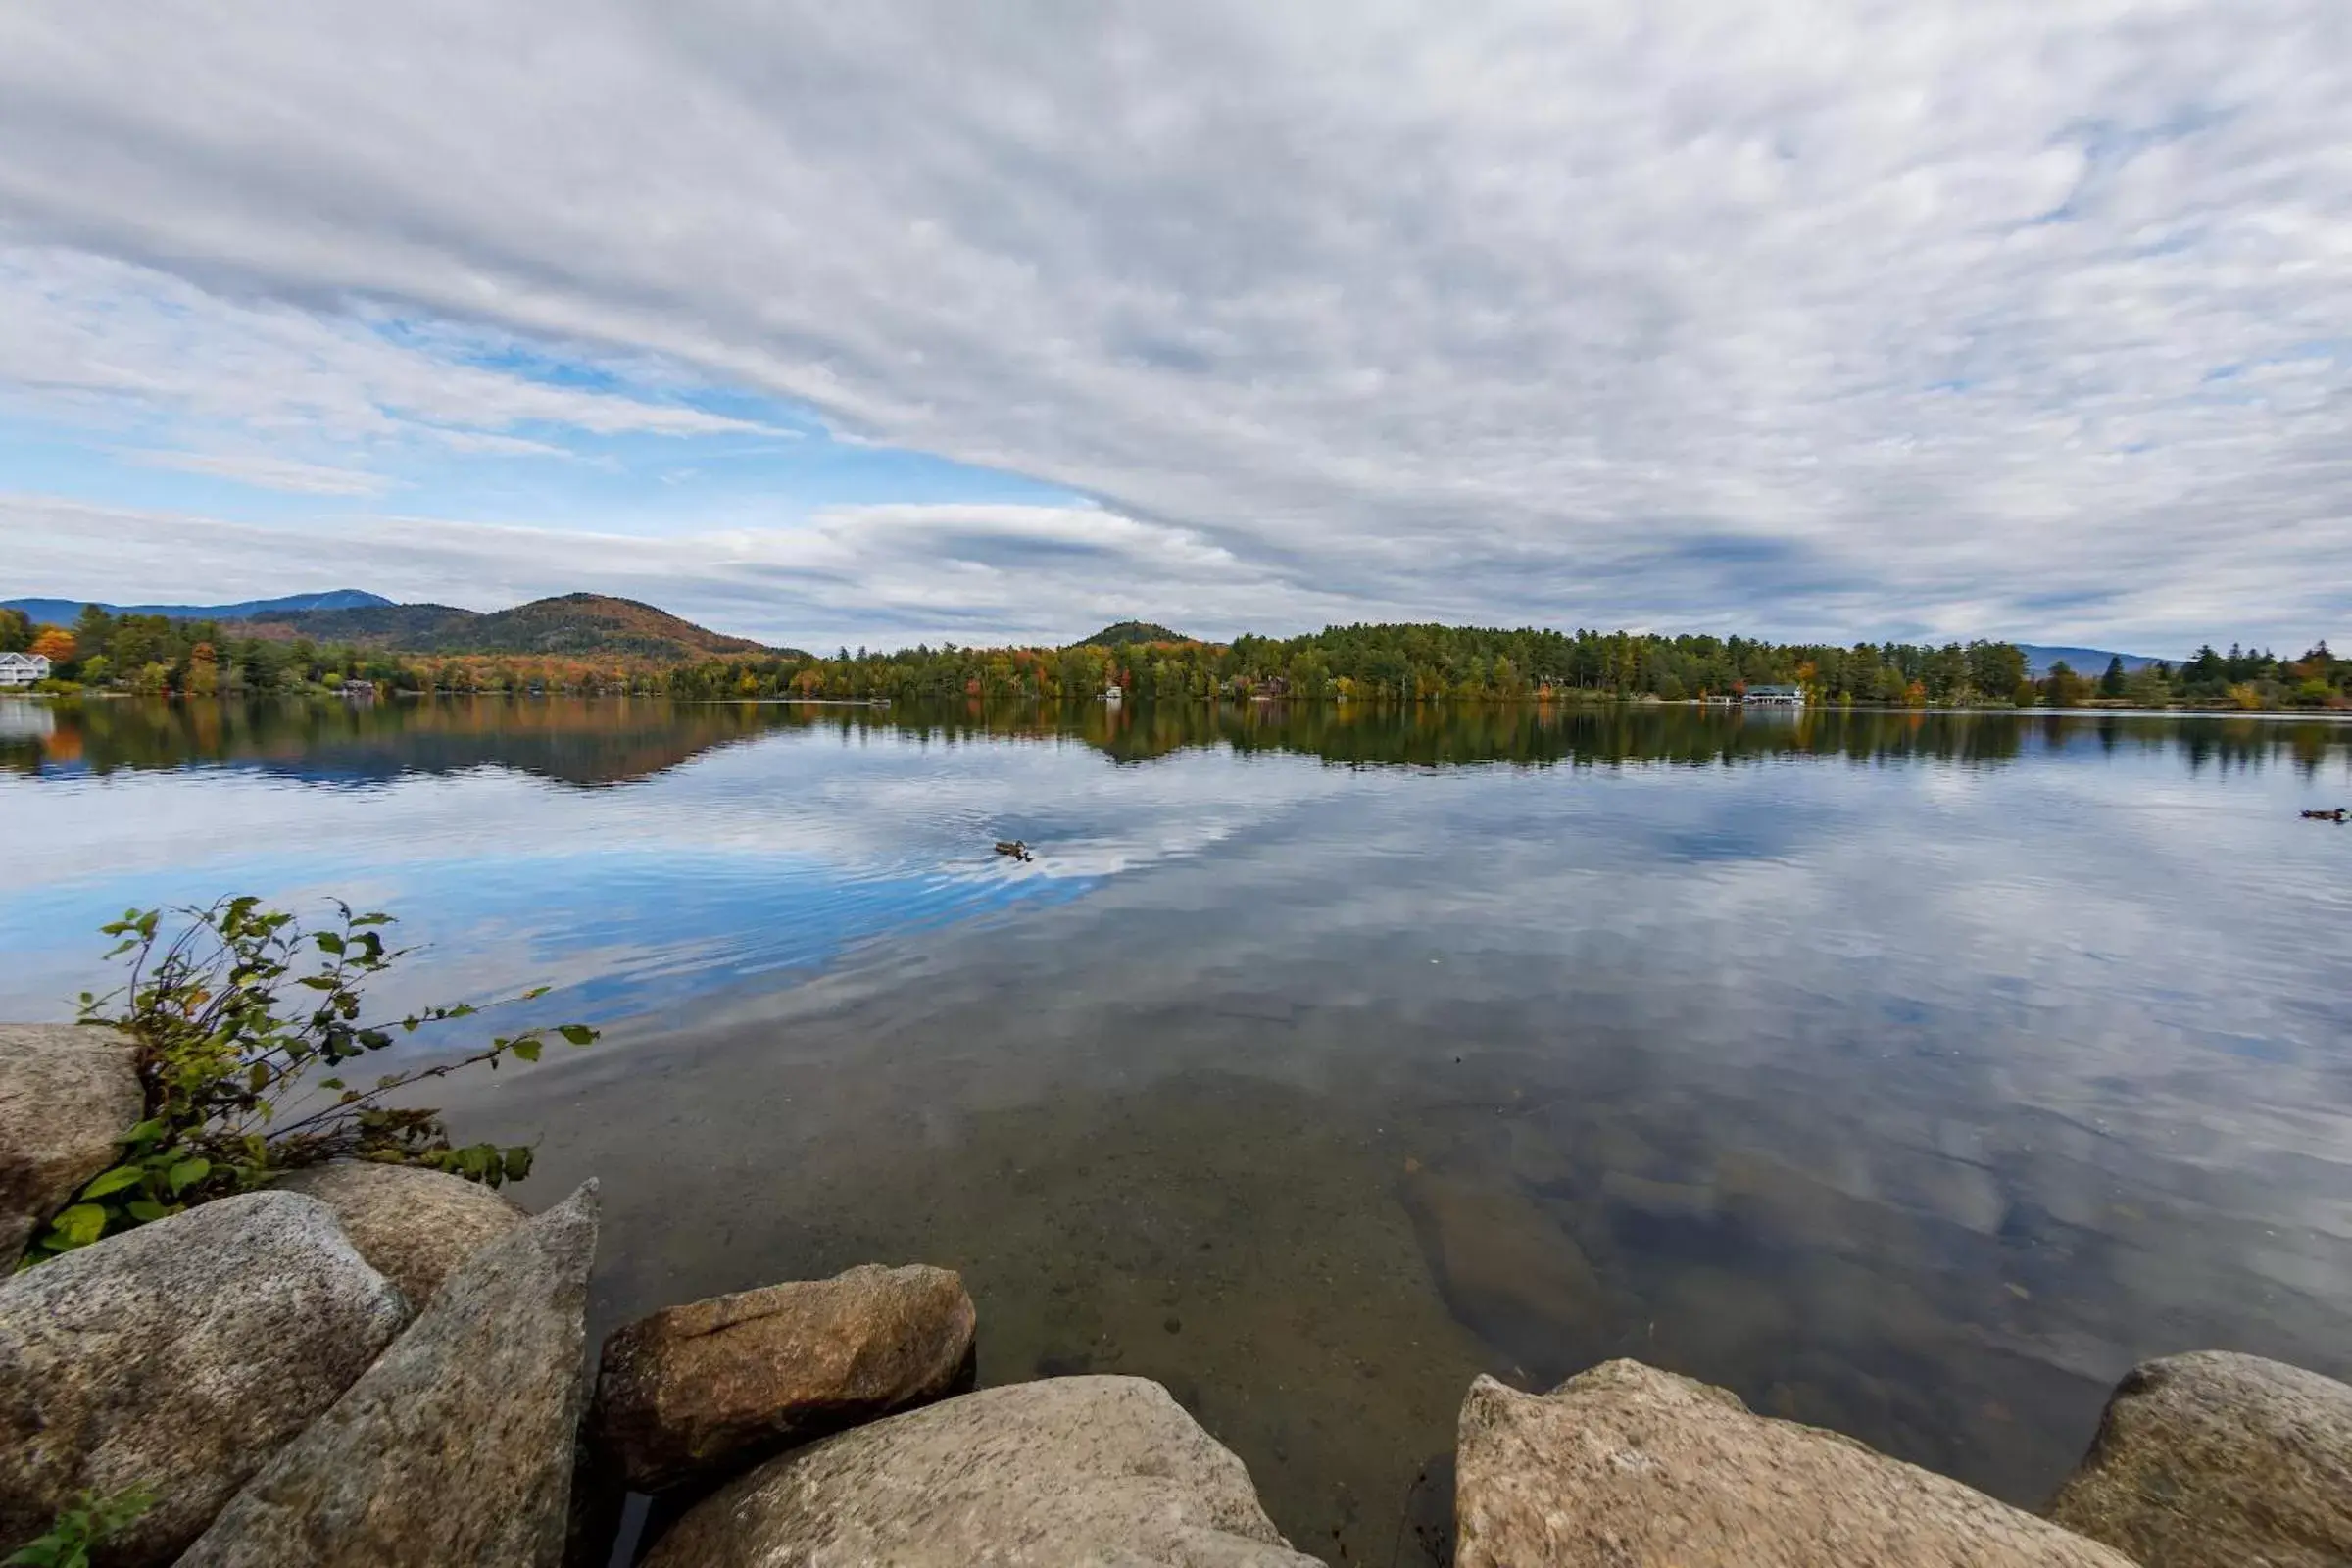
5, 695, 2350, 1562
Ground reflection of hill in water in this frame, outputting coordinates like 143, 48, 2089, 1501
10, 698, 787, 787
10, 697, 2350, 785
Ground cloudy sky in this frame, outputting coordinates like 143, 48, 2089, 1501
2, 2, 2347, 653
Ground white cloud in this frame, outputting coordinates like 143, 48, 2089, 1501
0, 492, 1363, 648
0, 247, 776, 454
0, 0, 2348, 649
120, 449, 393, 497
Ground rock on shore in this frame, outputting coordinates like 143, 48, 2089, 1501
176, 1181, 600, 1568
594, 1261, 977, 1492
273, 1159, 526, 1314
0, 1023, 140, 1270
0, 1191, 407, 1567
2046, 1350, 2352, 1568
1455, 1359, 2133, 1568
642, 1375, 1322, 1567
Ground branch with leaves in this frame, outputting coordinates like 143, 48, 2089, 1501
3, 1486, 152, 1568
21, 897, 596, 1267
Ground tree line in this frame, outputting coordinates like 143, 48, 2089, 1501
2038, 644, 2350, 710
7, 604, 2345, 710
0, 605, 665, 697
664, 626, 2040, 706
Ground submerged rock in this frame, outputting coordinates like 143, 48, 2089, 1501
1400, 1169, 1609, 1383
273, 1159, 525, 1315
0, 1023, 141, 1269
594, 1261, 976, 1491
1455, 1359, 2132, 1568
642, 1375, 1322, 1567
175, 1181, 600, 1568
2046, 1349, 2352, 1568
0, 1192, 406, 1567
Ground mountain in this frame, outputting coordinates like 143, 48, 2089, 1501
3, 589, 392, 624
1072, 620, 1192, 648
242, 593, 772, 663
2016, 644, 2163, 677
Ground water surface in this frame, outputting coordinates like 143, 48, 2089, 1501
5, 696, 2350, 1562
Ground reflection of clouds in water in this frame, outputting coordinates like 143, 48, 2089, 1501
0, 723, 1362, 1018
20, 703, 2345, 1546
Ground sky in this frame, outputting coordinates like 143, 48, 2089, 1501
1, 2, 2348, 655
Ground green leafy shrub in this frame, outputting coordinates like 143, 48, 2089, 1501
20, 897, 595, 1267
4, 1486, 152, 1567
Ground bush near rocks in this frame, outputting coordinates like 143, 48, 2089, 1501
15, 897, 593, 1267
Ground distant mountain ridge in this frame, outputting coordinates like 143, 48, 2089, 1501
2016, 644, 2163, 677
243, 592, 774, 663
3, 589, 392, 624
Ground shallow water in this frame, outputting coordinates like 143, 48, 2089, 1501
6, 696, 2351, 1561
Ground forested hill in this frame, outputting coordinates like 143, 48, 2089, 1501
242, 594, 771, 662
1071, 620, 1191, 648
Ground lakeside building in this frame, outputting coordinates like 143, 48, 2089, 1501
1743, 683, 1806, 707
0, 652, 51, 689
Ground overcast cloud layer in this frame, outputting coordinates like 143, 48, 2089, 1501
2, 1, 2348, 651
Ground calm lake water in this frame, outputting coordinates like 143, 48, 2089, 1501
5, 695, 2351, 1561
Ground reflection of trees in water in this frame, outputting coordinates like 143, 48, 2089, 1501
14, 697, 786, 787
14, 697, 2352, 784
864, 701, 2352, 773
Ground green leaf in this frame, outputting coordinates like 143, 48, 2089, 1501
296, 977, 340, 992
78, 1166, 145, 1200
166, 1159, 212, 1194
52, 1204, 107, 1249
314, 932, 345, 956
510, 1039, 541, 1063
557, 1024, 596, 1047
125, 1200, 169, 1223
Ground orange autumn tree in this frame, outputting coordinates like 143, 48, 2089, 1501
29, 626, 76, 664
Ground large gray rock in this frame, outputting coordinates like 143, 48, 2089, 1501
594, 1262, 976, 1491
1455, 1360, 2133, 1568
0, 1023, 141, 1269
0, 1191, 407, 1567
642, 1376, 1322, 1567
272, 1160, 525, 1315
2046, 1349, 2352, 1568
175, 1180, 599, 1568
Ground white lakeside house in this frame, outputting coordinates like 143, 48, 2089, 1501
1743, 683, 1806, 707
0, 652, 51, 689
